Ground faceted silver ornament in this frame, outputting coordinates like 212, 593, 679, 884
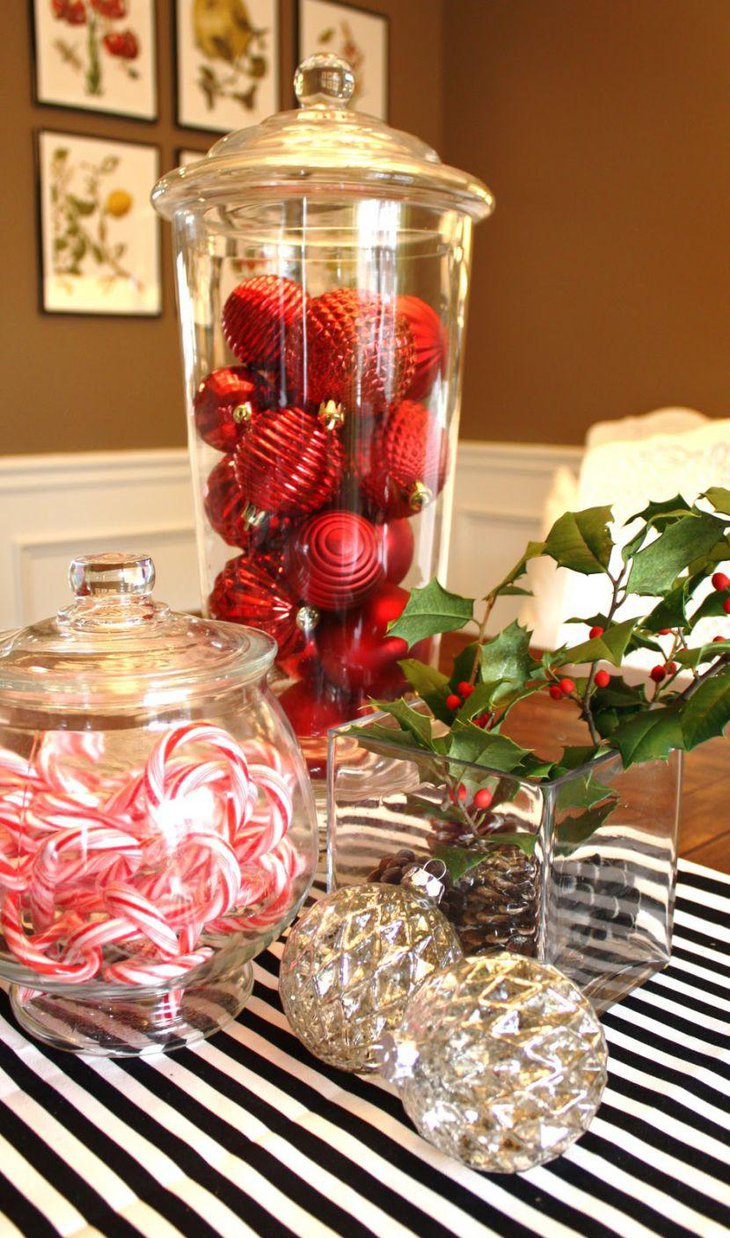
380, 953, 607, 1173
279, 881, 462, 1073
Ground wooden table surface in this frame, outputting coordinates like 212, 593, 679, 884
440, 634, 730, 874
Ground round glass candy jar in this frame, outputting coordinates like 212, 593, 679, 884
153, 54, 494, 775
0, 552, 318, 1056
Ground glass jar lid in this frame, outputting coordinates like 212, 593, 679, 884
152, 54, 494, 222
0, 553, 275, 713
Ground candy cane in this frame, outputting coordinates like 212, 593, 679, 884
102, 948, 212, 986
103, 883, 180, 957
144, 723, 251, 828
2, 895, 101, 982
233, 765, 292, 863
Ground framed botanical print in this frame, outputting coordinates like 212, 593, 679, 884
298, 0, 388, 119
175, 0, 279, 133
37, 130, 161, 316
31, 0, 158, 121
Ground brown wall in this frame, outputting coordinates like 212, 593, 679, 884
447, 0, 730, 444
0, 0, 443, 455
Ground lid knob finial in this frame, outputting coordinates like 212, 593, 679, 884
69, 552, 155, 598
294, 54, 355, 109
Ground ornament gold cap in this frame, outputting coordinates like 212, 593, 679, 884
232, 401, 254, 424
242, 503, 266, 529
408, 481, 433, 512
295, 604, 320, 633
318, 400, 345, 431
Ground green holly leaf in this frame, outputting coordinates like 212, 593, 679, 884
553, 745, 601, 771
543, 506, 613, 574
556, 798, 619, 853
643, 584, 688, 632
680, 667, 730, 749
688, 591, 730, 627
450, 641, 480, 691
703, 487, 730, 516
387, 580, 474, 647
552, 617, 638, 667
398, 659, 452, 723
591, 677, 646, 710
674, 642, 730, 668
369, 698, 435, 748
555, 772, 616, 812
345, 722, 428, 757
610, 705, 684, 766
435, 836, 536, 881
627, 630, 666, 654
477, 621, 535, 699
445, 723, 528, 771
627, 512, 728, 596
626, 495, 693, 526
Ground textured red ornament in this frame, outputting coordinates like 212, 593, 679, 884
379, 518, 415, 584
204, 456, 295, 552
318, 583, 430, 694
397, 295, 447, 400
234, 406, 344, 516
208, 555, 302, 658
285, 510, 384, 611
193, 365, 272, 453
286, 288, 415, 414
222, 275, 306, 370
359, 400, 449, 520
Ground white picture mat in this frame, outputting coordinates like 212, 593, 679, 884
299, 0, 387, 119
38, 131, 161, 316
176, 0, 279, 133
33, 0, 157, 119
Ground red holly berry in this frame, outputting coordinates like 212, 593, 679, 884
712, 572, 730, 591
665, 661, 678, 675
446, 693, 462, 711
548, 684, 563, 700
657, 628, 672, 636
594, 669, 611, 689
650, 665, 667, 683
473, 788, 493, 811
457, 682, 474, 698
559, 678, 575, 696
475, 712, 490, 728
449, 783, 468, 804
724, 598, 730, 615
589, 626, 604, 640
103, 30, 139, 58
713, 635, 727, 643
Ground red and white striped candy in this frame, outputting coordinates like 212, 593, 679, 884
102, 948, 212, 986
2, 894, 101, 982
103, 883, 180, 957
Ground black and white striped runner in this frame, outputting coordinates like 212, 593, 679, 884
0, 858, 728, 1238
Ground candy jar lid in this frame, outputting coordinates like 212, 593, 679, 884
152, 53, 494, 223
0, 552, 276, 713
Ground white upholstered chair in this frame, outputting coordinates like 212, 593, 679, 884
522, 409, 730, 659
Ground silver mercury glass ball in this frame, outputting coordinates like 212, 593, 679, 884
379, 953, 607, 1173
279, 871, 462, 1073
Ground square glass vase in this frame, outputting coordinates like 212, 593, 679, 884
327, 708, 681, 1012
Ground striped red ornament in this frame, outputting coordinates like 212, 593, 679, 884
234, 406, 344, 517
359, 400, 449, 520
208, 555, 303, 658
397, 295, 447, 400
222, 275, 306, 369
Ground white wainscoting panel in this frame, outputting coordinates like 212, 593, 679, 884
0, 443, 582, 632
0, 451, 197, 629
448, 441, 582, 625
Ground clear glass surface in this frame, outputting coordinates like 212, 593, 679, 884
328, 709, 681, 1011
0, 554, 318, 1055
153, 56, 492, 776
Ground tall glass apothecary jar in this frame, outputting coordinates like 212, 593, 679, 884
153, 55, 494, 774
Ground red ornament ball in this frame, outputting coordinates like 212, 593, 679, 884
379, 518, 414, 584
193, 365, 272, 453
204, 456, 294, 552
278, 680, 353, 734
397, 295, 447, 400
234, 406, 344, 517
222, 275, 306, 370
286, 288, 415, 414
208, 555, 302, 659
285, 510, 384, 611
318, 583, 430, 695
360, 401, 449, 520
